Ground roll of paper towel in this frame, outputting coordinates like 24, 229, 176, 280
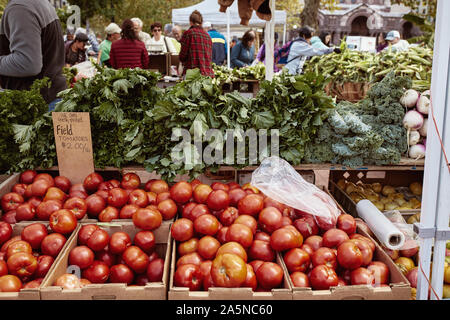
356, 200, 405, 250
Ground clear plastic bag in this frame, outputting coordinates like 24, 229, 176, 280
251, 156, 341, 227
73, 61, 96, 80
383, 210, 420, 250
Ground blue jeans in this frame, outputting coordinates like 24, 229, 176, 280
48, 98, 62, 111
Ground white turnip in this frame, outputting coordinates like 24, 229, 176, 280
409, 144, 426, 159
400, 89, 420, 108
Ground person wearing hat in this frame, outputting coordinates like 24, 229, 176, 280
204, 21, 227, 66
65, 32, 88, 67
383, 30, 410, 52
97, 23, 121, 67
0, 0, 66, 106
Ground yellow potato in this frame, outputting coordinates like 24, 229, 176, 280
371, 182, 382, 193
395, 198, 407, 206
409, 182, 423, 196
349, 192, 365, 203
372, 201, 385, 211
345, 182, 357, 194
337, 179, 346, 190
384, 202, 398, 211
366, 194, 380, 202
382, 185, 396, 196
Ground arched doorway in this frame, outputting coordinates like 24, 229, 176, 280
350, 16, 369, 36
402, 21, 413, 39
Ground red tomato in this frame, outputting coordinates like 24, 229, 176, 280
255, 261, 284, 290
0, 274, 22, 292
122, 246, 149, 274
110, 264, 134, 284
40, 233, 67, 258
174, 263, 202, 291
135, 274, 149, 286
263, 197, 286, 213
218, 207, 238, 226
49, 209, 77, 235
170, 181, 192, 204
0, 260, 8, 277
181, 202, 197, 220
311, 247, 338, 269
128, 189, 149, 208
35, 255, 54, 278
189, 204, 211, 221
293, 215, 319, 239
350, 267, 375, 285
157, 199, 178, 220
1, 192, 24, 212
233, 215, 257, 235
34, 173, 54, 185
147, 180, 169, 195
63, 197, 87, 220
193, 184, 213, 204
176, 252, 203, 268
322, 228, 350, 249
270, 226, 303, 252
206, 190, 229, 211
109, 232, 131, 255
36, 200, 62, 221
23, 278, 43, 289
197, 236, 220, 260
304, 235, 323, 252
95, 249, 116, 267
337, 214, 357, 235
86, 229, 110, 252
43, 187, 67, 202
133, 231, 155, 254
226, 223, 253, 248
54, 176, 71, 193
21, 223, 48, 250
1, 211, 17, 224
132, 208, 162, 231
400, 239, 419, 258
12, 184, 27, 198
27, 196, 42, 209
199, 260, 214, 290
156, 192, 171, 204
121, 173, 141, 190
69, 245, 95, 269
216, 226, 229, 244
237, 194, 264, 216
78, 224, 99, 245
6, 240, 32, 260
20, 170, 37, 184
85, 194, 106, 217
98, 206, 119, 222
178, 238, 199, 257
119, 204, 140, 219
249, 260, 264, 274
1, 235, 21, 253
15, 202, 36, 221
309, 265, 339, 290
194, 214, 220, 236
82, 261, 110, 283
0, 222, 12, 246
367, 261, 390, 285
242, 263, 258, 290
7, 252, 38, 278
210, 182, 229, 192
107, 188, 128, 208
336, 240, 363, 270
83, 172, 104, 193
248, 240, 276, 262
171, 218, 194, 242
258, 207, 283, 234
30, 179, 52, 198
349, 234, 375, 252
54, 273, 81, 289
290, 272, 310, 288
283, 248, 310, 273
146, 258, 164, 282
228, 188, 247, 208
216, 242, 247, 262
351, 238, 373, 266
211, 253, 247, 288
146, 192, 157, 206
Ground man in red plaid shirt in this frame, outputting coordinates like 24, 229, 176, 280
179, 10, 214, 77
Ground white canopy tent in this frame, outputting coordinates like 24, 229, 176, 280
172, 0, 286, 71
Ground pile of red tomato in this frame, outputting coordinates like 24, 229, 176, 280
54, 224, 164, 289
0, 221, 70, 292
168, 179, 391, 292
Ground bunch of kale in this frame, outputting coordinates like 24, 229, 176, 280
304, 71, 411, 167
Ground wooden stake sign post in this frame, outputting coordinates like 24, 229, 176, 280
52, 112, 95, 184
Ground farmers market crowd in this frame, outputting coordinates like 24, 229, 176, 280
0, 0, 415, 107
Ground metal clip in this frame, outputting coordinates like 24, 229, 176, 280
413, 222, 436, 239
435, 228, 450, 241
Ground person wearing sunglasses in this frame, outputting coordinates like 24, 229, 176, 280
149, 22, 177, 54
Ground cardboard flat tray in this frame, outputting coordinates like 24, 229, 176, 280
40, 221, 171, 300
0, 221, 77, 300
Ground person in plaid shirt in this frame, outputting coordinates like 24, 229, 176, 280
179, 10, 214, 77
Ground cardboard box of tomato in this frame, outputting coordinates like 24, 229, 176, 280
0, 221, 78, 300
39, 221, 171, 300
277, 189, 411, 300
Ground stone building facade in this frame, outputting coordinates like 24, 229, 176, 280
317, 0, 422, 44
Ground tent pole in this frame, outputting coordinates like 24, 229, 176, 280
227, 9, 231, 68
283, 23, 286, 45
265, 0, 275, 80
